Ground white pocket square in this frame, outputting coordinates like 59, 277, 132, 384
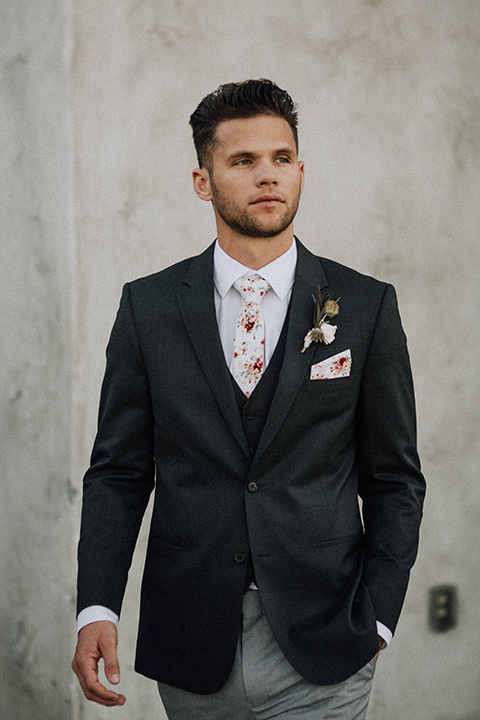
310, 349, 352, 380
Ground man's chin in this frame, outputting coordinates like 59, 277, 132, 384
238, 217, 294, 239
215, 203, 296, 239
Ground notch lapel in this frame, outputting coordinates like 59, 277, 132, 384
253, 241, 329, 465
177, 244, 250, 457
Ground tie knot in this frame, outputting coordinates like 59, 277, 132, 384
234, 274, 270, 303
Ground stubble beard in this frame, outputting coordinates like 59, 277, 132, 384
210, 177, 301, 239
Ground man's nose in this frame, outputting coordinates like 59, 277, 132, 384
256, 160, 278, 185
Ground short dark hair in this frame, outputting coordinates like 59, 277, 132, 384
189, 79, 298, 168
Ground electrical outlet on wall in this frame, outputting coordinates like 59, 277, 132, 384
428, 585, 458, 632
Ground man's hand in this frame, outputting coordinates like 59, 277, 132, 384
375, 636, 383, 661
72, 621, 126, 707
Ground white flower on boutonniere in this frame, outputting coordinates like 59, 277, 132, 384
301, 290, 340, 353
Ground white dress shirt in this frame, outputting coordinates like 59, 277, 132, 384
213, 238, 297, 370
77, 238, 391, 648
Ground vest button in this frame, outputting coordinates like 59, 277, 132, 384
246, 411, 256, 420
247, 481, 259, 493
249, 447, 255, 457
234, 552, 247, 564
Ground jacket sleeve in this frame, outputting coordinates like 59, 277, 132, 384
357, 283, 425, 633
76, 283, 155, 617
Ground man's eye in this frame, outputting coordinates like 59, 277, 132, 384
276, 156, 290, 163
236, 158, 252, 166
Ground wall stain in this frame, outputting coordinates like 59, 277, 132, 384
9, 618, 31, 670
66, 478, 78, 503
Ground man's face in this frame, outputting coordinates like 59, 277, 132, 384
202, 115, 304, 240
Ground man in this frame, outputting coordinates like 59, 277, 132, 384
72, 79, 425, 719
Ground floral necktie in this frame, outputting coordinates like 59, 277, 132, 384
233, 274, 271, 397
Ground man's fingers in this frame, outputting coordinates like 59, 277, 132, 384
73, 656, 125, 706
72, 621, 126, 706
99, 630, 121, 685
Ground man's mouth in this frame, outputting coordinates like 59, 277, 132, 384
251, 195, 284, 206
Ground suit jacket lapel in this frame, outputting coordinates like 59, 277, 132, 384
177, 243, 250, 457
253, 240, 329, 465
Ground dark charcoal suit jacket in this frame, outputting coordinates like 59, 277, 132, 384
77, 239, 425, 694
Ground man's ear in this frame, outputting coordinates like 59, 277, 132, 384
299, 160, 305, 194
192, 167, 212, 202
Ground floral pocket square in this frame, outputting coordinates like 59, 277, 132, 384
310, 349, 352, 380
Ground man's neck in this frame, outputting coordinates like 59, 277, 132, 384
216, 231, 295, 270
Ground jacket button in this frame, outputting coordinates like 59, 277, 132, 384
247, 481, 258, 493
246, 411, 255, 420
234, 552, 247, 564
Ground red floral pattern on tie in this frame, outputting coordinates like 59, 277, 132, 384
233, 274, 270, 397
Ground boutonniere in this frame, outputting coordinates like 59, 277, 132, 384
301, 288, 340, 353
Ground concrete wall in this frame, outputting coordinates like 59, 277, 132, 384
0, 1, 76, 718
1, 1, 480, 718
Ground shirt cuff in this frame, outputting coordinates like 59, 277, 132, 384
76, 607, 392, 649
77, 605, 119, 634
376, 620, 393, 649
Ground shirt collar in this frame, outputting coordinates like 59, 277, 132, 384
213, 238, 297, 301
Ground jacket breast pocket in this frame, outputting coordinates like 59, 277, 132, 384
302, 375, 353, 391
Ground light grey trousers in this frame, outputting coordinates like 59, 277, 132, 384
158, 590, 375, 719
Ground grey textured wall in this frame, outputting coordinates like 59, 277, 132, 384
1, 1, 480, 718
0, 1, 76, 718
